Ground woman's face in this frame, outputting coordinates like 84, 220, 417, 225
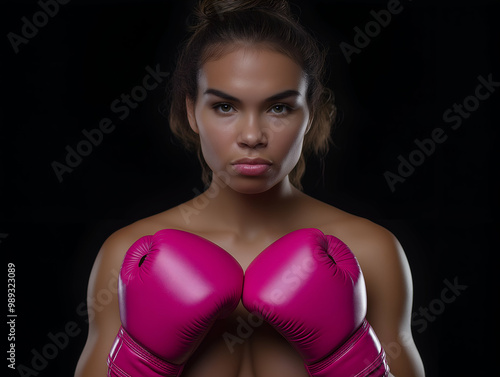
186, 46, 310, 194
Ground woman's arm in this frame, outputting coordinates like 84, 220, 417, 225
354, 224, 426, 377
74, 228, 140, 377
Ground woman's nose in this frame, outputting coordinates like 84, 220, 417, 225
236, 113, 268, 149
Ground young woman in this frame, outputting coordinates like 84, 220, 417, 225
75, 1, 425, 376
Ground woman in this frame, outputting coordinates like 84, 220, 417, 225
75, 0, 425, 376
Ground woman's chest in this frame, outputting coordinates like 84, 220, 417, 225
196, 229, 291, 272
181, 304, 309, 377
179, 230, 311, 377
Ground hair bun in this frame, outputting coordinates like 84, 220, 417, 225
195, 0, 292, 23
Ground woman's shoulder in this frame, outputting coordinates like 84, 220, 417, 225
310, 199, 409, 289
301, 196, 401, 261
96, 206, 191, 264
300, 195, 389, 234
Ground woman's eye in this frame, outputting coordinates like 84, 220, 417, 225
213, 103, 291, 115
270, 104, 290, 114
214, 103, 234, 113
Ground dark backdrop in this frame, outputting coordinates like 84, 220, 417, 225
2, 0, 498, 376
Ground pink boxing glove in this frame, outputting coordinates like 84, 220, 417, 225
243, 228, 389, 377
107, 229, 244, 377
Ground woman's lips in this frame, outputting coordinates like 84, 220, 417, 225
232, 164, 271, 176
231, 158, 272, 176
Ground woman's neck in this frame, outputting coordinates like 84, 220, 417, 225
196, 176, 305, 239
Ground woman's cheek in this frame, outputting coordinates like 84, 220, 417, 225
199, 128, 231, 170
271, 113, 307, 146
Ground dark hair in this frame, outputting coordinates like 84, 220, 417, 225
169, 0, 336, 189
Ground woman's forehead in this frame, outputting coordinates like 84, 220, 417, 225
198, 46, 307, 99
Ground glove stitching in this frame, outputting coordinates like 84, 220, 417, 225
120, 327, 183, 374
306, 319, 369, 373
353, 349, 389, 377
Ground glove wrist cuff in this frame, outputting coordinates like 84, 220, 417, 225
107, 326, 184, 377
305, 319, 389, 377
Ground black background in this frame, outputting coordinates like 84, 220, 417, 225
1, 0, 498, 376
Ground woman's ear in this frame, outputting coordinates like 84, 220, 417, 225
185, 97, 199, 134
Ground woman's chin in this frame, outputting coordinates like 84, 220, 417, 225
209, 167, 290, 196
226, 176, 289, 196
229, 182, 275, 195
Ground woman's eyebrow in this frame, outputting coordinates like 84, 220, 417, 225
204, 88, 301, 103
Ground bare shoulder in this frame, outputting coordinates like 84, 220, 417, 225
312, 200, 427, 377
86, 211, 181, 316
86, 207, 191, 324
75, 208, 188, 377
311, 202, 407, 275
97, 206, 191, 263
310, 199, 413, 313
